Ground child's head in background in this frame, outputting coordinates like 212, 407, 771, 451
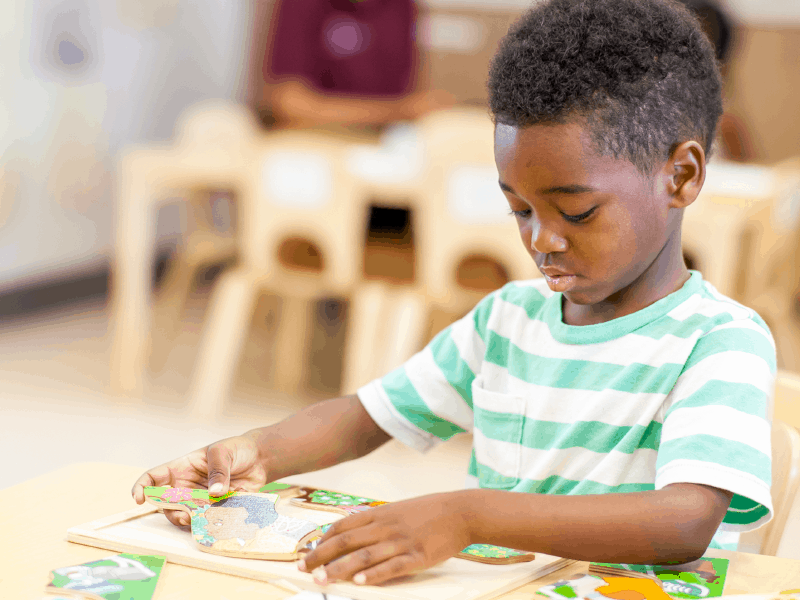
488, 0, 723, 326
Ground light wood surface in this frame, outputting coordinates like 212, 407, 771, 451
66, 505, 570, 600
6, 463, 800, 598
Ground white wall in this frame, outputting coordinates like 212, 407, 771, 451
0, 0, 252, 291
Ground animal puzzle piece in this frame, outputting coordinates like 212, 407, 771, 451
143, 486, 320, 560
590, 556, 730, 598
46, 553, 165, 600
290, 486, 536, 565
537, 574, 671, 600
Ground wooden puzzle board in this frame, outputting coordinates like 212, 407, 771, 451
67, 504, 574, 600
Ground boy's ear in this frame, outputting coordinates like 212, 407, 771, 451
664, 141, 706, 209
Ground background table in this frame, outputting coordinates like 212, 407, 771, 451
5, 463, 800, 598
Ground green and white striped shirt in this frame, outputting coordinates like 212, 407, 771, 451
358, 271, 775, 550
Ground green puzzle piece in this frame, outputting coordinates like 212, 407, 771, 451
47, 553, 165, 600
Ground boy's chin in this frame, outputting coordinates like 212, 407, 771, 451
561, 291, 594, 306
560, 286, 609, 308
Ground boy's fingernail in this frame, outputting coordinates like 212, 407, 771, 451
209, 483, 224, 495
312, 567, 327, 585
354, 573, 367, 585
297, 559, 307, 571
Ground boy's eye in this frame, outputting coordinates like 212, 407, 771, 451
509, 208, 532, 219
562, 207, 596, 223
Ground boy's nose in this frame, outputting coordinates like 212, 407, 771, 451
530, 221, 567, 254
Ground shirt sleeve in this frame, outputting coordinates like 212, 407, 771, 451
655, 315, 776, 532
357, 289, 498, 453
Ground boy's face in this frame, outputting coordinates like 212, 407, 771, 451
494, 121, 685, 323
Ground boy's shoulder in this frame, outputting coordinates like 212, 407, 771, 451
672, 275, 773, 340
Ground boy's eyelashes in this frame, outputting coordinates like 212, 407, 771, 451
508, 206, 597, 223
562, 206, 597, 223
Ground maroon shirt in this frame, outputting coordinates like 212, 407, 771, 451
265, 0, 418, 98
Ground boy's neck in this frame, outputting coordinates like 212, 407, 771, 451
562, 228, 690, 327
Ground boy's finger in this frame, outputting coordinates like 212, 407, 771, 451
350, 552, 420, 586
322, 541, 404, 584
318, 510, 374, 543
131, 473, 154, 504
301, 523, 379, 572
205, 443, 233, 495
131, 468, 170, 503
164, 509, 191, 528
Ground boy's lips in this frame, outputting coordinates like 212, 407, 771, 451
539, 266, 578, 292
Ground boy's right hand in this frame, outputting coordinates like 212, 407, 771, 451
130, 434, 268, 527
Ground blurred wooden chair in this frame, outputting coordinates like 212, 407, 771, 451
739, 417, 800, 556
110, 101, 258, 397
413, 108, 539, 310
774, 370, 800, 431
149, 188, 238, 371
339, 108, 540, 393
682, 161, 776, 299
187, 128, 372, 416
735, 159, 800, 370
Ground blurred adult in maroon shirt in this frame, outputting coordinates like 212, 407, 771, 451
261, 0, 450, 128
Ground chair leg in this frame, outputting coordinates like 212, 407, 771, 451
340, 283, 427, 395
379, 288, 428, 375
340, 283, 391, 395
150, 257, 197, 372
271, 296, 314, 396
187, 268, 259, 420
110, 186, 155, 398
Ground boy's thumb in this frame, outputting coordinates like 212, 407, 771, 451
205, 443, 233, 496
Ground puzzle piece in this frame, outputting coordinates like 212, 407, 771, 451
258, 482, 305, 498
290, 486, 536, 565
45, 553, 165, 600
590, 557, 729, 598
143, 486, 320, 560
537, 574, 671, 600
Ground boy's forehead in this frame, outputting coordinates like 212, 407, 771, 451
493, 122, 649, 191
494, 122, 593, 180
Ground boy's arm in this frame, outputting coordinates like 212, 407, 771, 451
462, 483, 732, 562
248, 394, 392, 481
300, 483, 732, 586
131, 395, 391, 524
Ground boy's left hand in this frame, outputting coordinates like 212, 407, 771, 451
298, 492, 473, 586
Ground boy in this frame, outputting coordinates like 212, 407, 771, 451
132, 0, 775, 587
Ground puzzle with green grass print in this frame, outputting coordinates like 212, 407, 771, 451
143, 486, 320, 560
290, 486, 535, 565
46, 553, 165, 600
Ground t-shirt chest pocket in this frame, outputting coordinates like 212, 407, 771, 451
471, 376, 526, 490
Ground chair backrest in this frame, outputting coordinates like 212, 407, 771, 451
735, 157, 800, 307
682, 161, 776, 299
412, 108, 540, 306
243, 128, 371, 294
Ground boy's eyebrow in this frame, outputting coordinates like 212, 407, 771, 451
498, 181, 596, 195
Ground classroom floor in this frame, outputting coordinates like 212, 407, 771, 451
0, 277, 473, 500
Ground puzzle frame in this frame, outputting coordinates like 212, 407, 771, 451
66, 504, 574, 600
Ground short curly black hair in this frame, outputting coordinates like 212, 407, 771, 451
488, 0, 723, 173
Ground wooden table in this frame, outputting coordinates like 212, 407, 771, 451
5, 463, 800, 598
